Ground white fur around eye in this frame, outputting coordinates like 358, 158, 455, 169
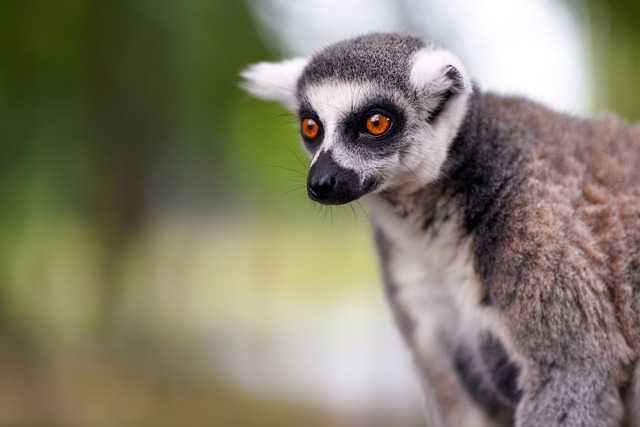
240, 57, 309, 111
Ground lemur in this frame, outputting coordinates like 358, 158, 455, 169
241, 33, 640, 427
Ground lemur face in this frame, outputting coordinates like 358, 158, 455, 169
242, 34, 472, 204
298, 81, 410, 204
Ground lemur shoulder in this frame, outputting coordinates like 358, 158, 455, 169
241, 33, 640, 427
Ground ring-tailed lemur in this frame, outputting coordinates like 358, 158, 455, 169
241, 33, 640, 427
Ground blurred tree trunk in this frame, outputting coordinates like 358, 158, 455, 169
84, 0, 178, 338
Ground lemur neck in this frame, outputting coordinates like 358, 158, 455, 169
363, 90, 524, 237
444, 91, 526, 233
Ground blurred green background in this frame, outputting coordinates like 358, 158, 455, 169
0, 0, 639, 426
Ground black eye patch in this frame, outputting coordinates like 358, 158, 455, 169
343, 98, 405, 139
298, 103, 324, 149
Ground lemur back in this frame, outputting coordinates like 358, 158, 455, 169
241, 33, 640, 427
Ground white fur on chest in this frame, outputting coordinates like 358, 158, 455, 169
393, 220, 483, 353
365, 194, 497, 356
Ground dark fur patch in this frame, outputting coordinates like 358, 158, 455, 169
453, 345, 506, 414
444, 92, 530, 305
479, 333, 523, 404
445, 65, 466, 93
452, 333, 521, 415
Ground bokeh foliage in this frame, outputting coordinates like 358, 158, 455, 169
584, 0, 640, 121
0, 0, 295, 340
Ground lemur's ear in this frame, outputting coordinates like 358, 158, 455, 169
240, 57, 309, 111
409, 49, 472, 119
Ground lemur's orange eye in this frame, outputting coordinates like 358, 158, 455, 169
301, 117, 319, 139
365, 114, 391, 136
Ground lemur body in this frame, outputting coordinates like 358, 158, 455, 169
242, 33, 640, 426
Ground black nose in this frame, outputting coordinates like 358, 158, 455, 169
308, 174, 336, 200
306, 150, 367, 205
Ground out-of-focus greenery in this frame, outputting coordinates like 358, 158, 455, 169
0, 0, 289, 339
0, 0, 639, 426
584, 0, 640, 121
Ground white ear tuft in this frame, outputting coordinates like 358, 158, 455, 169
410, 49, 472, 96
240, 57, 309, 111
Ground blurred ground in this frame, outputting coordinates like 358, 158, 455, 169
0, 214, 422, 427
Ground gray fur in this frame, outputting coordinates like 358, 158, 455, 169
241, 33, 640, 427
298, 33, 429, 99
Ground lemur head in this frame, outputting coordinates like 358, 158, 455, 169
242, 33, 472, 205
